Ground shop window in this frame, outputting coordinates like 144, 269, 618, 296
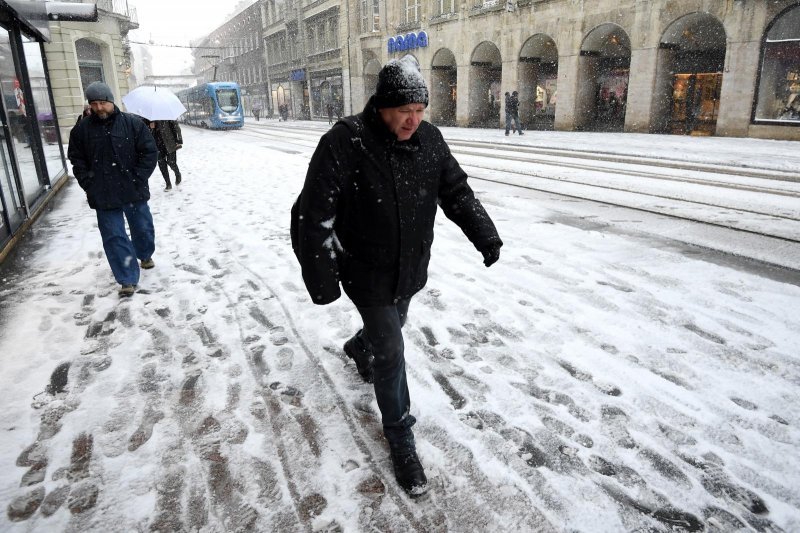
23, 37, 64, 180
0, 30, 41, 209
754, 5, 800, 124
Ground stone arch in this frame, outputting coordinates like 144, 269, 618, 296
431, 48, 457, 126
576, 23, 631, 131
754, 3, 800, 125
518, 34, 558, 130
653, 12, 727, 135
469, 41, 502, 127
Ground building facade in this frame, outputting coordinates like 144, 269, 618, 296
261, 0, 346, 120
44, 0, 139, 142
1, 0, 137, 262
342, 0, 800, 140
193, 2, 266, 118
1, 0, 68, 260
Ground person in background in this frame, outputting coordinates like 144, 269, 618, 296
148, 120, 183, 190
76, 104, 91, 124
68, 81, 158, 297
506, 90, 522, 135
292, 56, 503, 496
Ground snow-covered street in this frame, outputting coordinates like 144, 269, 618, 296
1, 124, 798, 532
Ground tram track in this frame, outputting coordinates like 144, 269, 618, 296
228, 124, 800, 245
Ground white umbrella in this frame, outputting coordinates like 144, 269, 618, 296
122, 86, 186, 121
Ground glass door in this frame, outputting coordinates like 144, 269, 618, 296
0, 25, 27, 239
0, 26, 41, 210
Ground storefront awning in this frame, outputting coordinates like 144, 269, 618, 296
2, 0, 50, 40
46, 2, 98, 22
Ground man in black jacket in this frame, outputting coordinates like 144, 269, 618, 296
292, 56, 502, 496
68, 81, 159, 297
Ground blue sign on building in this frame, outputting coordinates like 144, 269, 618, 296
388, 31, 429, 54
290, 69, 306, 81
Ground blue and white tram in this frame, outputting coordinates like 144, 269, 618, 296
176, 82, 244, 129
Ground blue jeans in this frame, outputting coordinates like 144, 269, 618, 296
96, 201, 155, 285
505, 112, 521, 134
354, 298, 416, 451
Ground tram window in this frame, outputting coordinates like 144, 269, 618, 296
216, 89, 239, 113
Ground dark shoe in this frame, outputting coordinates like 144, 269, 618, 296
505, 131, 509, 136
164, 184, 172, 191
140, 258, 155, 269
391, 450, 428, 496
343, 333, 374, 383
519, 131, 524, 135
118, 284, 136, 297
175, 174, 182, 185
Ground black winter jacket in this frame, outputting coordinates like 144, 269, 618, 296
151, 120, 183, 156
68, 106, 158, 210
293, 100, 503, 307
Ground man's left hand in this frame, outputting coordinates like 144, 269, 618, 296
481, 244, 501, 267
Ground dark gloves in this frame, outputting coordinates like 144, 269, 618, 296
481, 243, 502, 267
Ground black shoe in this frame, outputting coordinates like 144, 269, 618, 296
164, 183, 172, 191
505, 132, 509, 136
519, 131, 524, 135
175, 174, 182, 185
140, 258, 155, 269
343, 333, 374, 383
391, 450, 428, 496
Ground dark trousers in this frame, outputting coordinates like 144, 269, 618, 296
505, 112, 521, 134
354, 298, 416, 451
95, 201, 155, 285
158, 152, 180, 185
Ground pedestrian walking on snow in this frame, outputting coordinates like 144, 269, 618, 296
148, 120, 183, 190
68, 81, 159, 298
291, 56, 503, 496
505, 90, 522, 136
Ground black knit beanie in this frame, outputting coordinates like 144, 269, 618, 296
85, 81, 114, 103
373, 56, 429, 109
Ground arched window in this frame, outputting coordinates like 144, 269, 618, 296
754, 4, 800, 123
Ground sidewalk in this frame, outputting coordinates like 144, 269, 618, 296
1, 126, 798, 531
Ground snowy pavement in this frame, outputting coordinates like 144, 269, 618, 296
0, 125, 799, 532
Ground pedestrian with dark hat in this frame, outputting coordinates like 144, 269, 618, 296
291, 55, 503, 496
68, 81, 159, 297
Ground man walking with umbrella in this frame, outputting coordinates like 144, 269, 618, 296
68, 81, 159, 297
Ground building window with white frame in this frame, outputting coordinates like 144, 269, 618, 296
434, 0, 455, 15
405, 0, 420, 24
360, 0, 380, 33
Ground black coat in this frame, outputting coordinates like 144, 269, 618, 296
293, 99, 502, 307
151, 120, 183, 156
68, 106, 158, 210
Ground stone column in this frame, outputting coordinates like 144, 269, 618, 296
554, 53, 579, 131
456, 63, 471, 127
624, 46, 659, 133
715, 39, 760, 137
